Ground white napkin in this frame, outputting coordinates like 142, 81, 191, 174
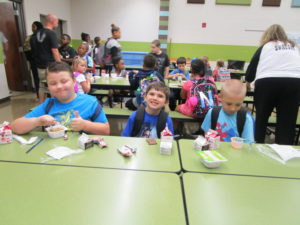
46, 147, 83, 160
13, 135, 38, 145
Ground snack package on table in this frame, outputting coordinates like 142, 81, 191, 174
160, 127, 173, 155
205, 129, 220, 150
78, 133, 94, 150
92, 137, 108, 148
118, 145, 137, 157
0, 121, 12, 144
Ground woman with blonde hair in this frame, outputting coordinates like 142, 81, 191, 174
245, 24, 300, 144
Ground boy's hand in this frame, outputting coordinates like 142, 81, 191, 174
71, 111, 86, 131
38, 115, 56, 126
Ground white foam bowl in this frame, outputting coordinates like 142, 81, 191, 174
46, 126, 66, 138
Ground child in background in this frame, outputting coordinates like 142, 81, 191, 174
59, 34, 77, 65
122, 82, 174, 138
92, 36, 101, 65
166, 57, 190, 80
112, 56, 127, 77
77, 43, 95, 75
201, 56, 213, 76
11, 62, 110, 135
125, 54, 164, 110
175, 59, 218, 118
72, 56, 91, 94
213, 59, 231, 82
81, 32, 93, 56
201, 79, 254, 143
150, 39, 170, 77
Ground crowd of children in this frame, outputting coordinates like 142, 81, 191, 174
16, 23, 300, 146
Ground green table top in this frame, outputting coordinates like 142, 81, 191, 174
183, 173, 300, 225
91, 77, 130, 89
179, 140, 300, 179
0, 132, 181, 173
0, 162, 186, 225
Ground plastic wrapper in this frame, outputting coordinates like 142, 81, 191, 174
118, 145, 137, 157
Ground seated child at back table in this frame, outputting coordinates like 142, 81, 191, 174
201, 79, 254, 143
125, 54, 164, 110
122, 82, 174, 138
11, 62, 110, 135
175, 59, 219, 118
213, 59, 231, 82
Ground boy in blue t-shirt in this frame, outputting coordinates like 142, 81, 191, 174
201, 79, 254, 143
122, 82, 174, 138
11, 62, 110, 135
166, 57, 190, 80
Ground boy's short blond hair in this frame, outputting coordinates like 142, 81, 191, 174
145, 82, 170, 102
221, 79, 246, 97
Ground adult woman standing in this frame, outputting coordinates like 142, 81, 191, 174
105, 24, 122, 74
245, 24, 300, 145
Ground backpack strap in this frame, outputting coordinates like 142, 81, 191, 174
237, 107, 247, 137
91, 103, 103, 122
132, 105, 145, 137
156, 109, 169, 138
45, 99, 55, 114
211, 106, 222, 130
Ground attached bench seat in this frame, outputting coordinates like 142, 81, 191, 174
103, 107, 196, 122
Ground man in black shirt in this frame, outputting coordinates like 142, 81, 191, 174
150, 40, 170, 78
31, 14, 60, 104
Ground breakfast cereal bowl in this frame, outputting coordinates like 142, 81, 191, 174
46, 125, 66, 138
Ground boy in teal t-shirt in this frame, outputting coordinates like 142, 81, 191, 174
201, 79, 254, 143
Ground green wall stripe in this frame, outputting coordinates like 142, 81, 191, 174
159, 21, 168, 26
169, 43, 257, 61
71, 39, 258, 62
0, 45, 3, 64
160, 1, 170, 6
216, 0, 251, 5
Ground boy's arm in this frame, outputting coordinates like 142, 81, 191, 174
71, 111, 110, 135
11, 115, 56, 134
201, 109, 212, 133
241, 113, 255, 143
121, 113, 136, 137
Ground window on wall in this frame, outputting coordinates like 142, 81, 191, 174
216, 0, 251, 5
187, 0, 205, 4
262, 0, 281, 6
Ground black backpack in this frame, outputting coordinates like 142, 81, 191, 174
131, 105, 168, 138
45, 99, 102, 122
211, 106, 247, 137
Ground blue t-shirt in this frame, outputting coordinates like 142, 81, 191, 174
170, 68, 190, 80
201, 108, 254, 143
121, 110, 174, 138
25, 94, 108, 129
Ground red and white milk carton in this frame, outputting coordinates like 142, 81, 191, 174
160, 127, 173, 155
205, 129, 220, 150
0, 122, 13, 144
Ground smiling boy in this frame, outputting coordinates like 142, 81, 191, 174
201, 79, 254, 143
11, 62, 109, 135
121, 82, 174, 138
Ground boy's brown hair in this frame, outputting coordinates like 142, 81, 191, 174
145, 81, 170, 102
47, 61, 74, 79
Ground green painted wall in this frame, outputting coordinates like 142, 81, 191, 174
0, 45, 3, 64
216, 0, 251, 5
71, 39, 258, 62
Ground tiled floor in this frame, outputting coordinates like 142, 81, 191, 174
0, 92, 38, 123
